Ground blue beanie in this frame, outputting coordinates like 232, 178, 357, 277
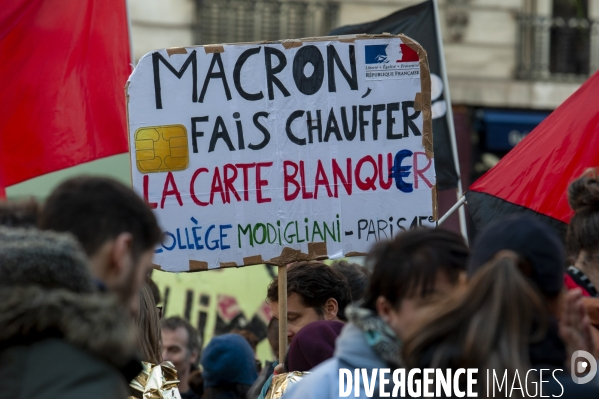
201, 334, 258, 387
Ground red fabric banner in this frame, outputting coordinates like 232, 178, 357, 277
469, 71, 599, 224
0, 0, 130, 188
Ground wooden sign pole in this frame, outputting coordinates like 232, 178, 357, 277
277, 265, 287, 364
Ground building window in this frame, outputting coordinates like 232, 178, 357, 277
196, 0, 339, 45
550, 0, 590, 75
517, 0, 597, 80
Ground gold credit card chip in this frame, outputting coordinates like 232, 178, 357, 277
135, 125, 189, 173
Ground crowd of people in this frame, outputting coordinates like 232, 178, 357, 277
2, 171, 599, 398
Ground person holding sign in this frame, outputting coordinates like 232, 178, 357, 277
267, 262, 352, 344
283, 228, 469, 399
256, 262, 351, 399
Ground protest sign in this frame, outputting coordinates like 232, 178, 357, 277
127, 34, 436, 272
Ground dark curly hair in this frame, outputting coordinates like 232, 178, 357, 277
267, 261, 352, 321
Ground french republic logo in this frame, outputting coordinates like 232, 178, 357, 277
364, 43, 420, 81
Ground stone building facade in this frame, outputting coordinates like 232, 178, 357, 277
130, 0, 593, 107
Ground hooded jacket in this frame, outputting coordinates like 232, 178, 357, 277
0, 285, 139, 399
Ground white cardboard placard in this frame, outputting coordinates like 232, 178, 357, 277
127, 35, 436, 272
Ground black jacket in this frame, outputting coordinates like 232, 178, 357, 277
414, 320, 599, 398
0, 286, 141, 399
529, 321, 599, 398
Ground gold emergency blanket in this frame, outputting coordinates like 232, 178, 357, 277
265, 371, 309, 399
129, 361, 182, 399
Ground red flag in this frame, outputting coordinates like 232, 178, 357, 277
466, 70, 599, 234
0, 1, 130, 187
0, 167, 4, 199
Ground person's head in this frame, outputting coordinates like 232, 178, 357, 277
39, 176, 162, 313
0, 227, 94, 293
135, 283, 162, 364
232, 329, 259, 353
469, 214, 565, 309
267, 261, 351, 343
0, 198, 40, 228
232, 329, 260, 371
331, 260, 370, 303
362, 228, 469, 339
403, 254, 547, 394
286, 320, 344, 372
201, 334, 258, 392
567, 169, 599, 263
161, 316, 201, 388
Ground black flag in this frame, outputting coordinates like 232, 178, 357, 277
329, 0, 459, 190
